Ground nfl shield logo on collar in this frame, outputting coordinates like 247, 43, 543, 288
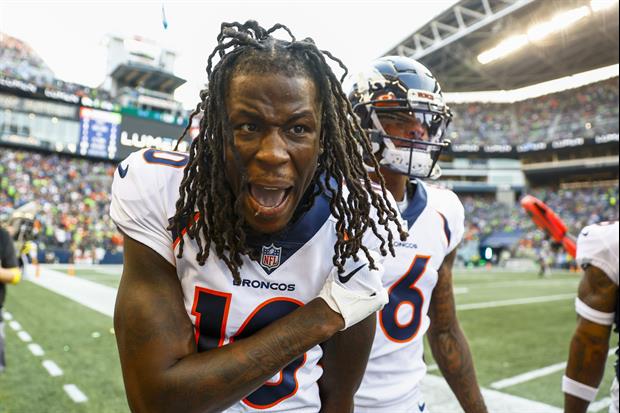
260, 244, 282, 271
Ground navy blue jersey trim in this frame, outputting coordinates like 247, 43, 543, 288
402, 181, 428, 228
437, 211, 452, 246
247, 192, 332, 274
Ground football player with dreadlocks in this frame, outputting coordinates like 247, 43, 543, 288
349, 56, 487, 412
110, 21, 406, 413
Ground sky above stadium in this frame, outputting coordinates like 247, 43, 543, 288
0, 1, 458, 109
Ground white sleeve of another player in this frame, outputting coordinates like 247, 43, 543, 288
576, 223, 619, 286
435, 189, 465, 254
110, 150, 177, 266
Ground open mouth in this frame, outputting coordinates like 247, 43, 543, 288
248, 183, 293, 217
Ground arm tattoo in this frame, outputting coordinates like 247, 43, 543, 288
428, 250, 487, 413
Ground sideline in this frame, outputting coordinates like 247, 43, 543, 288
422, 374, 562, 413
29, 266, 117, 317
457, 293, 574, 311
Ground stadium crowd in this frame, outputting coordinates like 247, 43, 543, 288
1, 147, 617, 266
460, 185, 619, 267
450, 77, 620, 146
0, 149, 120, 264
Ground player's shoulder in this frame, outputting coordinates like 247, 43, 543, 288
422, 181, 464, 216
577, 221, 619, 284
116, 148, 189, 180
113, 148, 188, 194
578, 221, 619, 252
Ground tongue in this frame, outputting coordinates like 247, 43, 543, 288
250, 185, 287, 208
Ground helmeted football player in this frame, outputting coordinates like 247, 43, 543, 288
564, 221, 619, 413
349, 56, 487, 412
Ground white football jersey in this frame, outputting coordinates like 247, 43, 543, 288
110, 148, 385, 413
576, 221, 620, 387
576, 221, 619, 286
355, 180, 464, 412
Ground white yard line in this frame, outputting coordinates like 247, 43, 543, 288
42, 360, 63, 377
588, 397, 611, 412
63, 384, 88, 403
461, 279, 579, 289
17, 330, 32, 342
491, 362, 567, 389
28, 343, 45, 356
457, 293, 574, 311
491, 349, 616, 389
31, 266, 117, 317
2, 311, 13, 320
8, 320, 22, 331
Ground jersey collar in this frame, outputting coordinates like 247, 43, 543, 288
401, 179, 428, 228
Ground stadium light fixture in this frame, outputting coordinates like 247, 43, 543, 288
477, 35, 529, 65
590, 0, 618, 12
527, 6, 591, 42
478, 4, 597, 64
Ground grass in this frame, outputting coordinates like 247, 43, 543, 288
0, 281, 128, 413
1, 266, 617, 411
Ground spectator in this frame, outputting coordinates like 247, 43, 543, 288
0, 223, 21, 373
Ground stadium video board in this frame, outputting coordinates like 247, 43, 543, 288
78, 107, 122, 159
116, 114, 188, 160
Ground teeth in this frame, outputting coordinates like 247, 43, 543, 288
250, 184, 289, 208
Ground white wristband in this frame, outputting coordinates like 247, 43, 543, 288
575, 298, 615, 326
562, 375, 598, 402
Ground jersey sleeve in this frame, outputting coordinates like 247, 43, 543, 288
432, 188, 465, 254
576, 222, 619, 285
110, 149, 186, 266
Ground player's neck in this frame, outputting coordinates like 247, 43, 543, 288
369, 170, 409, 202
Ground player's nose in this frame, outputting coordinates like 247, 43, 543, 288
255, 128, 290, 166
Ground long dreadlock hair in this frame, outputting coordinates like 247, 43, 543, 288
171, 20, 407, 283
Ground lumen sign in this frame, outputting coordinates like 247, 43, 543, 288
116, 114, 189, 159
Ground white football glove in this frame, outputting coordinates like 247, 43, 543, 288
318, 250, 388, 330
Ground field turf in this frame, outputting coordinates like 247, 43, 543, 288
0, 266, 617, 412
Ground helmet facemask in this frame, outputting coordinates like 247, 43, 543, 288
355, 89, 451, 179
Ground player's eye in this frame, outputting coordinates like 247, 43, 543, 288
239, 123, 258, 133
290, 125, 307, 135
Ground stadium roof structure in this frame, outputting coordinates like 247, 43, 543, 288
110, 62, 186, 94
385, 0, 619, 92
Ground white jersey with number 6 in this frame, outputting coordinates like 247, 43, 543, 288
355, 180, 464, 412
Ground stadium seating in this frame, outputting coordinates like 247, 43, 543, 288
0, 32, 112, 102
460, 186, 619, 266
1, 147, 617, 266
0, 149, 120, 264
450, 78, 619, 146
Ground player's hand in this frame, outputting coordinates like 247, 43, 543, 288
318, 250, 388, 330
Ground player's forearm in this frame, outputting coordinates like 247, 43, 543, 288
428, 324, 487, 413
129, 298, 344, 413
564, 325, 610, 413
319, 314, 376, 413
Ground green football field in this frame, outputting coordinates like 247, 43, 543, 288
0, 266, 617, 412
